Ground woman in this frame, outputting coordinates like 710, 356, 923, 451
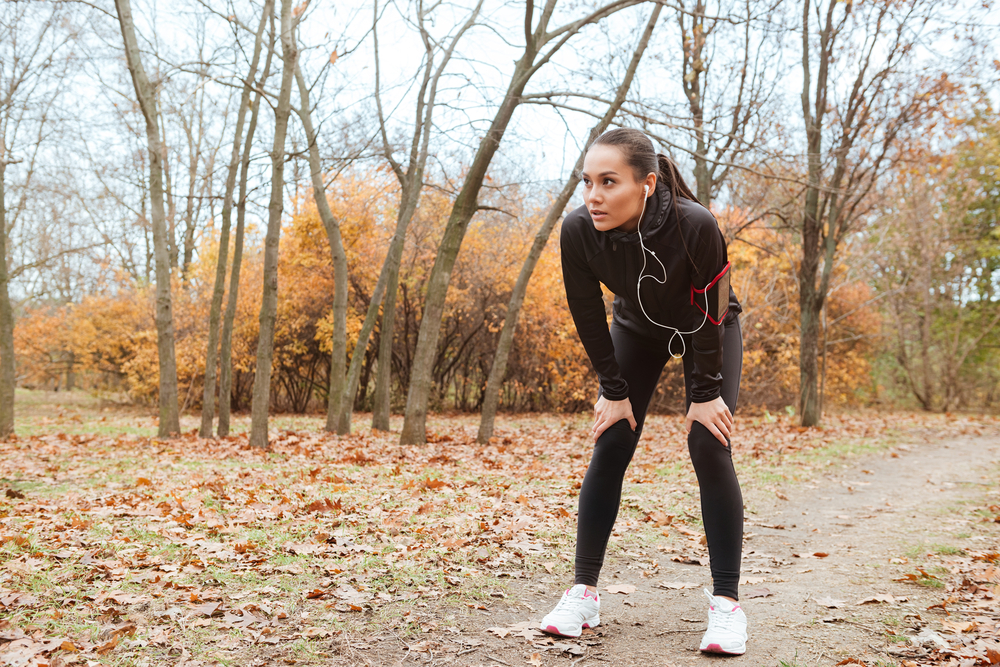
539, 128, 747, 655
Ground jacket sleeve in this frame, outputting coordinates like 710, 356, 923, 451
560, 220, 629, 400
688, 209, 732, 403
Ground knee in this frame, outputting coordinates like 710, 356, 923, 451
591, 421, 639, 467
687, 422, 732, 468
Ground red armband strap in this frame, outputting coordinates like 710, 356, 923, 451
690, 261, 731, 325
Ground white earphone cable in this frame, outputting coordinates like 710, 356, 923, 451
634, 184, 710, 359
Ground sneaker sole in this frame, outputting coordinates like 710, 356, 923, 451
543, 624, 581, 638
700, 643, 746, 655
541, 616, 600, 639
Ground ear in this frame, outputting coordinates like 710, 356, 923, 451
644, 172, 657, 197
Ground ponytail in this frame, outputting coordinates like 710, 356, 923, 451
656, 152, 703, 276
657, 153, 701, 206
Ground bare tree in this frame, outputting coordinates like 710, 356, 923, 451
0, 4, 86, 436
668, 0, 779, 205
217, 17, 276, 437
114, 0, 181, 437
795, 0, 952, 425
477, 4, 662, 444
399, 0, 644, 445
0, 150, 12, 438
199, 0, 273, 438
333, 0, 483, 435
248, 0, 299, 449
293, 56, 349, 434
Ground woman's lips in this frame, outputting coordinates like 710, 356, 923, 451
590, 209, 607, 220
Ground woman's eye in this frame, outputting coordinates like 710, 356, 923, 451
603, 178, 614, 186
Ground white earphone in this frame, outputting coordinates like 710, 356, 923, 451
634, 181, 710, 359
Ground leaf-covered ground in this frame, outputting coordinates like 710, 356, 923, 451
1, 395, 999, 666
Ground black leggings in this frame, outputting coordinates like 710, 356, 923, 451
574, 317, 744, 600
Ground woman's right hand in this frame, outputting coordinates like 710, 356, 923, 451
592, 395, 637, 443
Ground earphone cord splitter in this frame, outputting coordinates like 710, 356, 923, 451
634, 184, 710, 359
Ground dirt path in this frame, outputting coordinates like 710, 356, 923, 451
370, 433, 1000, 666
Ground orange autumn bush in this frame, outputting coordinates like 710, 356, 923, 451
14, 171, 879, 415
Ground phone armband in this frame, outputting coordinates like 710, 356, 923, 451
690, 262, 731, 325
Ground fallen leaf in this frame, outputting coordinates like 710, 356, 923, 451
604, 584, 636, 595
645, 511, 674, 526
857, 594, 907, 605
189, 601, 222, 617
657, 581, 700, 589
744, 588, 772, 599
942, 619, 976, 633
529, 652, 542, 666
911, 629, 948, 648
815, 597, 848, 608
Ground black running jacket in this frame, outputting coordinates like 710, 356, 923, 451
560, 179, 742, 404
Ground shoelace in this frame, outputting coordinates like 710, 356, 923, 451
707, 605, 740, 632
704, 589, 740, 633
553, 589, 591, 613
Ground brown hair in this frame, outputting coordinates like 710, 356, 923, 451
589, 127, 703, 270
590, 127, 702, 206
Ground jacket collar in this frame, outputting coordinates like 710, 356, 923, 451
602, 179, 672, 245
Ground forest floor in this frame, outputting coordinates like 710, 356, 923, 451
2, 390, 1000, 667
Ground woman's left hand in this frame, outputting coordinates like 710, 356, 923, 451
684, 396, 734, 445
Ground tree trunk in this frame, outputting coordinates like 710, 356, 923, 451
477, 3, 660, 444
370, 270, 398, 431
294, 65, 349, 434
336, 187, 420, 434
366, 185, 423, 433
248, 0, 298, 450
399, 74, 528, 445
219, 18, 275, 438
180, 107, 202, 282
343, 0, 482, 436
0, 160, 14, 439
400, 0, 646, 445
797, 0, 826, 428
115, 0, 181, 437
199, 0, 272, 438
680, 0, 711, 204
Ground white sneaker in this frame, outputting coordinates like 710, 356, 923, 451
699, 589, 748, 655
539, 584, 600, 638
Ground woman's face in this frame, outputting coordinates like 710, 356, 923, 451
581, 144, 654, 233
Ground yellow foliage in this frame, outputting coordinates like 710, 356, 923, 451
13, 173, 879, 415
